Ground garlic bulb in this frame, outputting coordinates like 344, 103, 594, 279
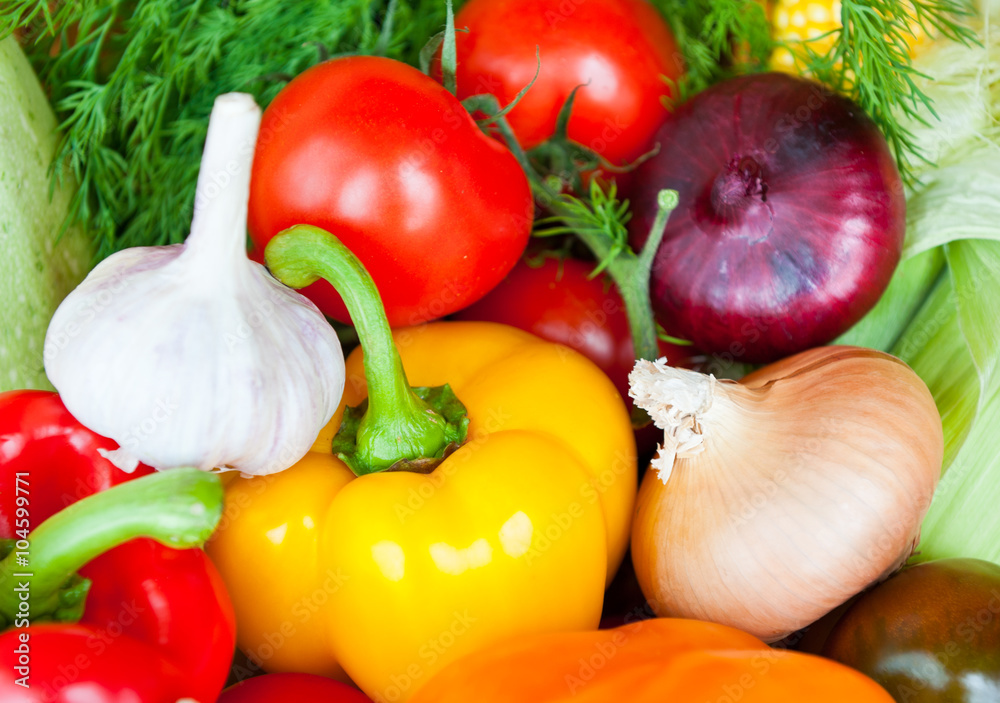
629, 347, 943, 642
43, 93, 345, 475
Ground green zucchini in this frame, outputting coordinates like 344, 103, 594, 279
0, 36, 92, 392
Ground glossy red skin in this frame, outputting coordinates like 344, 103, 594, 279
219, 673, 372, 703
248, 55, 533, 327
0, 625, 185, 703
629, 73, 905, 362
0, 391, 235, 702
451, 0, 682, 166
80, 540, 236, 701
0, 541, 236, 703
0, 390, 153, 538
454, 257, 692, 401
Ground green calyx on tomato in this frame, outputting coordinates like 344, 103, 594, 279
448, 0, 683, 167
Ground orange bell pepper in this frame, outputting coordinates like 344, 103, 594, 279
409, 618, 895, 703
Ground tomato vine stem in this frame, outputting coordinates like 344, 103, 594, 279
471, 94, 677, 366
536, 184, 677, 366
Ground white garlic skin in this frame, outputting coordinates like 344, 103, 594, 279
43, 93, 345, 475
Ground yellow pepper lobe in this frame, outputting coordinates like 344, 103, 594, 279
322, 431, 607, 701
375, 322, 637, 581
206, 452, 355, 679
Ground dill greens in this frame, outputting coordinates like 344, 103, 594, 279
651, 0, 976, 181
1, 0, 447, 260
0, 0, 980, 259
650, 0, 773, 98
534, 181, 632, 280
787, 0, 977, 181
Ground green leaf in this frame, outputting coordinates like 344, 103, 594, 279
904, 155, 1000, 259
835, 247, 944, 352
860, 39, 1000, 565
897, 21, 1000, 183
895, 239, 1000, 567
892, 274, 979, 470
915, 381, 1000, 565
946, 238, 1000, 396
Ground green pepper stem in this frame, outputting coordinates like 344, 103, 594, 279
265, 226, 466, 476
0, 468, 222, 627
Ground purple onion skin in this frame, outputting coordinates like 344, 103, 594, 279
628, 73, 905, 363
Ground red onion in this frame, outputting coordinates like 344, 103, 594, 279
628, 73, 905, 362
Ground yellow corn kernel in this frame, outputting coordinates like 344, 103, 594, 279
770, 0, 932, 73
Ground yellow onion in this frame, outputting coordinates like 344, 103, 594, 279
629, 346, 943, 642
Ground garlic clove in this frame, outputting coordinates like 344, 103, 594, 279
44, 93, 345, 476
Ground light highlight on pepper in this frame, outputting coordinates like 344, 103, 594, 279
372, 540, 406, 582
429, 539, 493, 575
498, 511, 534, 558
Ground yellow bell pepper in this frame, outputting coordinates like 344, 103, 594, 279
207, 226, 636, 701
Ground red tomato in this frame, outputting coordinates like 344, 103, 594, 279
454, 257, 691, 401
219, 673, 372, 703
248, 56, 533, 327
450, 0, 683, 166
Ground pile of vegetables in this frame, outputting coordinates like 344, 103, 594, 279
1, 0, 999, 700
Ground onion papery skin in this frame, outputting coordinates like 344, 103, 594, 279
629, 74, 905, 363
631, 347, 943, 642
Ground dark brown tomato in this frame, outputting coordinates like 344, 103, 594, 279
822, 558, 1000, 703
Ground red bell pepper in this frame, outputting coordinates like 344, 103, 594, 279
0, 391, 235, 703
0, 390, 153, 528
219, 673, 373, 702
